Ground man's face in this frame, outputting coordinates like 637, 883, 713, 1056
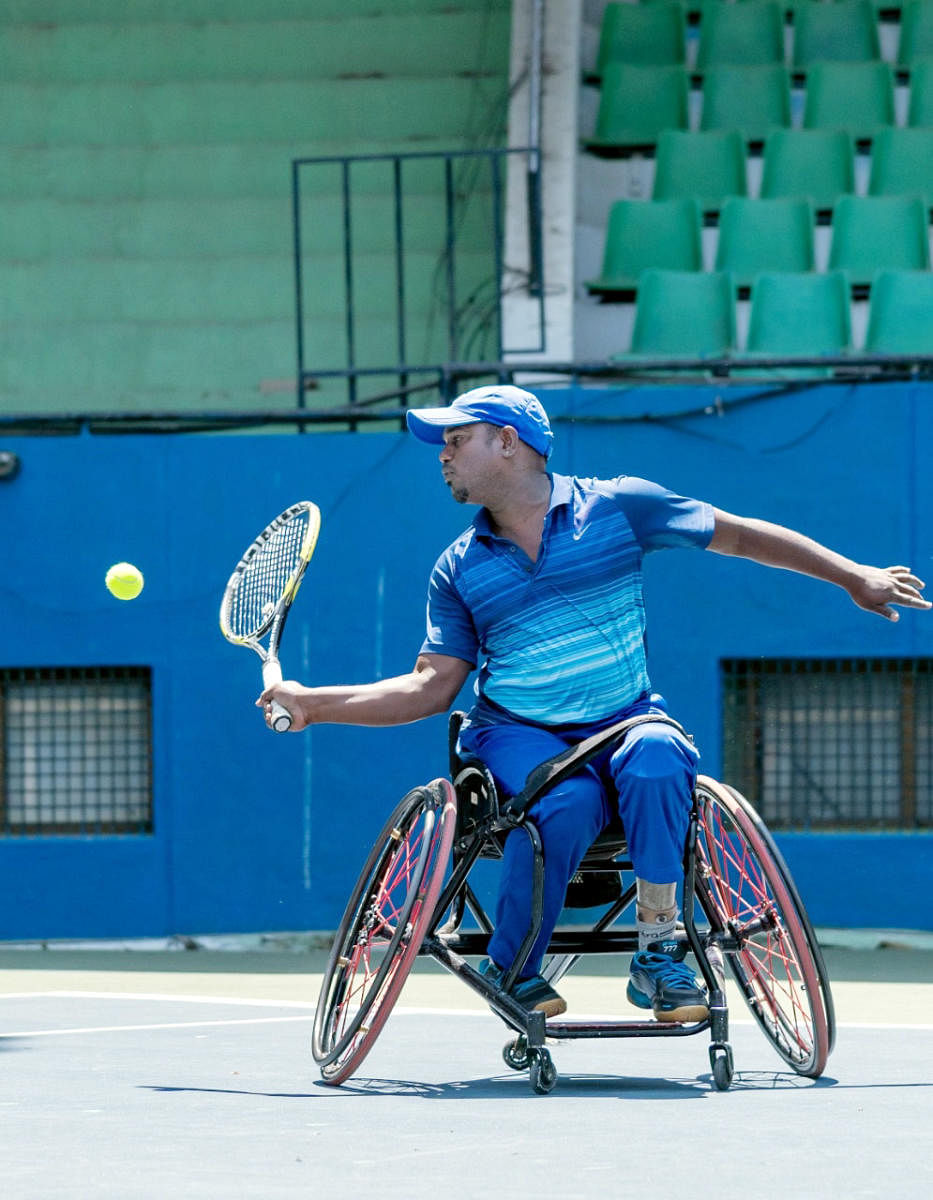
438, 423, 502, 505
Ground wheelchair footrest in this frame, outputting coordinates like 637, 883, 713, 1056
544, 1017, 710, 1040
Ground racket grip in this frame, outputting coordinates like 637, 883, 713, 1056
261, 659, 293, 733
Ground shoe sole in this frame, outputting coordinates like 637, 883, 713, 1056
535, 997, 568, 1018
654, 1003, 709, 1023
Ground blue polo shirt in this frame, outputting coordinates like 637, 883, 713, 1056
421, 473, 715, 725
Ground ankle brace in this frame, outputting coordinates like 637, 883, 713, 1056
637, 913, 678, 952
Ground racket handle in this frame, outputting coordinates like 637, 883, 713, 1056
261, 659, 293, 733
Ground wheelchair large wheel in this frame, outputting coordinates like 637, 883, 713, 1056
312, 779, 456, 1084
694, 776, 835, 1077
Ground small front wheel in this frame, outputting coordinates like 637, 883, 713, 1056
710, 1044, 734, 1092
529, 1048, 558, 1095
502, 1036, 530, 1072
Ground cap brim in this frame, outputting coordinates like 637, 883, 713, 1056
405, 407, 480, 445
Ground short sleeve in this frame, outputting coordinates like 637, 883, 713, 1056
420, 550, 480, 665
608, 476, 715, 551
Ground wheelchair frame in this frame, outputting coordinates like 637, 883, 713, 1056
312, 712, 835, 1095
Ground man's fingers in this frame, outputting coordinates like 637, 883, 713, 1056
883, 567, 931, 609
888, 566, 925, 584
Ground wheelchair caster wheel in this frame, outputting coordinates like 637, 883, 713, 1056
528, 1047, 557, 1095
503, 1035, 530, 1072
709, 1043, 734, 1091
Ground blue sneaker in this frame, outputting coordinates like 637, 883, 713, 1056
478, 958, 567, 1018
627, 939, 709, 1023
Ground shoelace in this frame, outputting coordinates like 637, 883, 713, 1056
640, 953, 700, 988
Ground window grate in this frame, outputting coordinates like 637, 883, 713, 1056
722, 658, 932, 830
0, 666, 153, 836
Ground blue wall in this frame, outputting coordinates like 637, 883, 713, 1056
0, 379, 930, 939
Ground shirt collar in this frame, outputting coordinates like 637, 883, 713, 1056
472, 473, 571, 540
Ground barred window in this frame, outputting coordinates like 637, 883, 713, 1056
0, 666, 153, 836
722, 658, 932, 830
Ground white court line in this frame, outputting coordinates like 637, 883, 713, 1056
832, 1020, 933, 1032
0, 990, 316, 1009
4, 994, 930, 1035
0, 1015, 315, 1039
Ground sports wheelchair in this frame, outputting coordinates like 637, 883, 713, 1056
312, 712, 835, 1095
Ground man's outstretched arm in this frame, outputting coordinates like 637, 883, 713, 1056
256, 653, 473, 732
707, 508, 931, 623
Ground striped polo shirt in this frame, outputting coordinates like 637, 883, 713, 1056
421, 473, 715, 725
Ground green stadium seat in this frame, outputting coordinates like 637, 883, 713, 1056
760, 128, 856, 214
592, 1, 687, 79
864, 268, 933, 352
828, 194, 931, 286
699, 64, 792, 142
696, 2, 786, 70
617, 268, 737, 358
802, 61, 896, 140
907, 56, 933, 125
584, 198, 703, 296
898, 0, 933, 65
792, 0, 881, 67
744, 270, 852, 355
652, 129, 748, 213
714, 196, 815, 289
584, 63, 689, 154
868, 126, 933, 200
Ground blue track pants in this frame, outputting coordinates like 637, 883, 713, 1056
459, 700, 700, 979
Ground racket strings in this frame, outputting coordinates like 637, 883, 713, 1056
228, 512, 310, 638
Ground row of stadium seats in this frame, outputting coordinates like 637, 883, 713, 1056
585, 59, 933, 151
587, 193, 931, 294
617, 268, 933, 357
591, 126, 933, 214
591, 0, 933, 77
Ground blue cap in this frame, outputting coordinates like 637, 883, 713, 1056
406, 385, 554, 459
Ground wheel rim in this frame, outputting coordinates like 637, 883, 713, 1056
694, 778, 830, 1076
313, 782, 455, 1080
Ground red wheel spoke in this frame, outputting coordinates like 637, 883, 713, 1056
695, 778, 831, 1076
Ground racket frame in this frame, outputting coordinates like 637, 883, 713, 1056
219, 500, 321, 731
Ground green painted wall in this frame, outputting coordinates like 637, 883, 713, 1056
0, 1, 513, 415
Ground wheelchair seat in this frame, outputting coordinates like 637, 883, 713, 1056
448, 710, 631, 862
448, 710, 631, 913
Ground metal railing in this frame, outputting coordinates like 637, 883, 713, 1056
0, 350, 931, 436
291, 146, 546, 417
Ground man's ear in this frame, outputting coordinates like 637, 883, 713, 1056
499, 424, 519, 456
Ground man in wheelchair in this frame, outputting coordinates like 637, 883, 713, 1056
259, 384, 929, 1022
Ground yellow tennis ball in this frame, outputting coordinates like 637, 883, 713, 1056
105, 562, 144, 601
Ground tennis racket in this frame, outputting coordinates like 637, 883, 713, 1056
219, 501, 321, 732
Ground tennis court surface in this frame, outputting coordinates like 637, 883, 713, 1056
2, 942, 931, 1198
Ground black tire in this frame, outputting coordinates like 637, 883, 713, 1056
529, 1048, 557, 1095
710, 1043, 734, 1091
502, 1036, 530, 1072
312, 779, 456, 1084
694, 776, 835, 1077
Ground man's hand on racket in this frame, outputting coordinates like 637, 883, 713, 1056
257, 680, 314, 731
